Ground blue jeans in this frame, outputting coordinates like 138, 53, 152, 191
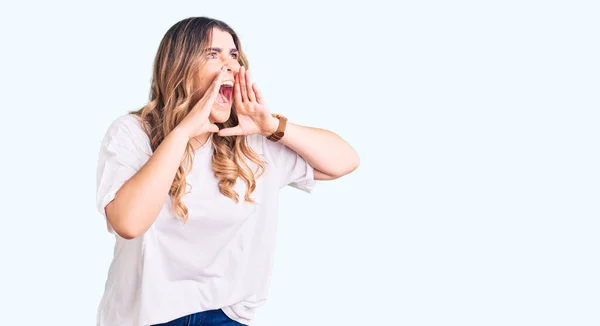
151, 309, 245, 326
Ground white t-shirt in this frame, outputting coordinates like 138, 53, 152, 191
95, 114, 316, 326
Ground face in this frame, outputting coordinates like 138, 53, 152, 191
194, 27, 241, 123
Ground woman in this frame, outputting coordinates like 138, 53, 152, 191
96, 16, 359, 326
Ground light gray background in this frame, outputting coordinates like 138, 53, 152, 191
0, 1, 598, 325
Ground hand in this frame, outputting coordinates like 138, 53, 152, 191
174, 67, 226, 139
218, 66, 279, 137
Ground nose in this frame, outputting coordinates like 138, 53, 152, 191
223, 60, 240, 73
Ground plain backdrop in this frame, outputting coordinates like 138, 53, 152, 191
0, 1, 598, 325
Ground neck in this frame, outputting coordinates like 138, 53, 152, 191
190, 132, 212, 151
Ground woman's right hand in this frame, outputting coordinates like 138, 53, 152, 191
174, 66, 227, 139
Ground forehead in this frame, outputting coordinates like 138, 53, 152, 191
210, 27, 236, 49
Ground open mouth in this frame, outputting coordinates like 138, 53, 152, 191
217, 83, 233, 105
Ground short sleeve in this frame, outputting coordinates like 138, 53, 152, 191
261, 136, 317, 193
96, 114, 152, 233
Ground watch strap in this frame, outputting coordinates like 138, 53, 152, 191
266, 114, 287, 142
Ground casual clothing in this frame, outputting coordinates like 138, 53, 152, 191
151, 309, 243, 326
95, 114, 316, 326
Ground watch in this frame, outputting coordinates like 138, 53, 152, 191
266, 114, 287, 142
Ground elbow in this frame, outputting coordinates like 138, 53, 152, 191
342, 150, 360, 176
112, 213, 147, 240
111, 217, 146, 240
331, 152, 360, 179
107, 214, 140, 240
350, 152, 360, 172
105, 202, 146, 240
114, 225, 142, 240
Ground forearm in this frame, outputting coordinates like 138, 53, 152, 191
106, 128, 190, 239
266, 119, 360, 178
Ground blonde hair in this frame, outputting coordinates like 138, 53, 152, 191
131, 17, 265, 223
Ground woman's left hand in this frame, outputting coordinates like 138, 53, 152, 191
218, 66, 278, 137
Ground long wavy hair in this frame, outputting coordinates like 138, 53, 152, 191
130, 17, 265, 223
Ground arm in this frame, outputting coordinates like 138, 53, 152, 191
262, 119, 360, 180
104, 69, 225, 239
105, 128, 189, 239
217, 66, 359, 181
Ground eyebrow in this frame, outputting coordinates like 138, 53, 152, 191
205, 47, 239, 54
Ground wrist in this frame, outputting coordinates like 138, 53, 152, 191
260, 116, 280, 137
264, 113, 288, 142
170, 126, 192, 142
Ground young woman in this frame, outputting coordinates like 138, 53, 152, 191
95, 16, 359, 326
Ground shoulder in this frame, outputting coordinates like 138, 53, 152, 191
244, 134, 298, 168
102, 113, 152, 153
243, 133, 283, 156
105, 113, 146, 136
244, 133, 266, 153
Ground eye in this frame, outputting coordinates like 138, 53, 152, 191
231, 52, 239, 59
207, 52, 218, 59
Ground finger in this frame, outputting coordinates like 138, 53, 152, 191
218, 125, 244, 137
206, 66, 227, 104
233, 73, 243, 107
239, 66, 249, 103
205, 123, 220, 133
252, 83, 265, 105
246, 69, 256, 103
195, 66, 226, 119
